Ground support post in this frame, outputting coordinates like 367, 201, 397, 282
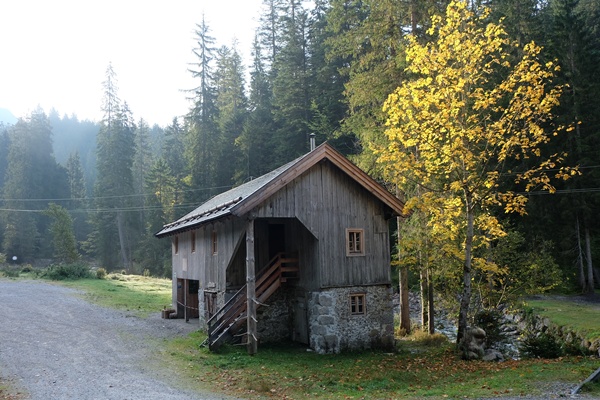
246, 218, 257, 355
184, 279, 188, 322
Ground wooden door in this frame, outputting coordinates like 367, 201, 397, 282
293, 292, 309, 344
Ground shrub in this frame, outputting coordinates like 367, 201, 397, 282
1, 268, 20, 278
20, 264, 33, 273
96, 267, 107, 279
474, 309, 504, 347
520, 331, 564, 359
40, 263, 93, 280
409, 330, 449, 346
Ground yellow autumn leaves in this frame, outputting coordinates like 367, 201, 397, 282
377, 0, 575, 241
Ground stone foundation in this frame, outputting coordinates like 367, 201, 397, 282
257, 287, 293, 343
308, 285, 394, 354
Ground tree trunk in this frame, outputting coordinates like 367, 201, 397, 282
576, 217, 586, 290
397, 215, 411, 334
457, 193, 474, 345
584, 226, 595, 294
428, 268, 435, 334
116, 211, 130, 272
420, 265, 429, 331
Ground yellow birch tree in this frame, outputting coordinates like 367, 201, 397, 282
377, 0, 576, 345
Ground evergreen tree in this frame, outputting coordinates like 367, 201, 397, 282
1, 110, 69, 261
306, 0, 347, 152
44, 203, 79, 263
214, 43, 248, 186
258, 0, 287, 68
92, 64, 136, 271
138, 158, 176, 276
185, 15, 219, 203
162, 117, 188, 205
237, 36, 278, 179
272, 0, 312, 163
0, 125, 9, 190
326, 0, 450, 172
66, 151, 89, 244
133, 118, 153, 232
541, 0, 600, 292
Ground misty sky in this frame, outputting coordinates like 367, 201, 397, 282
0, 0, 263, 126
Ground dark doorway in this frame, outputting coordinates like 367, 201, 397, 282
268, 223, 286, 259
176, 278, 200, 320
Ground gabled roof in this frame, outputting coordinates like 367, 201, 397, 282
155, 142, 404, 238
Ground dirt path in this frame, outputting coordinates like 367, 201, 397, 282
0, 280, 228, 400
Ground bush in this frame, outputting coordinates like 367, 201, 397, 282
474, 309, 504, 347
96, 267, 107, 279
520, 331, 564, 359
1, 268, 20, 278
409, 330, 449, 346
40, 263, 93, 280
20, 264, 33, 273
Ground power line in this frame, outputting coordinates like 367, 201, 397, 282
0, 185, 232, 203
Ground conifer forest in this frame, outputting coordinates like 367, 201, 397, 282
1, 0, 598, 318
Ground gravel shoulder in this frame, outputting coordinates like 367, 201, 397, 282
0, 279, 228, 400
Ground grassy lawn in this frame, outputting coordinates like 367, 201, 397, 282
524, 297, 600, 340
158, 332, 599, 399
7, 272, 597, 399
59, 273, 172, 318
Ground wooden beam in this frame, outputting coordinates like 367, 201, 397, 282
184, 279, 188, 322
246, 218, 257, 355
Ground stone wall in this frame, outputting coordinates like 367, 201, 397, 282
308, 285, 394, 354
257, 287, 293, 343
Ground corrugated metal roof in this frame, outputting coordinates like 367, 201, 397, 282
155, 142, 405, 238
154, 155, 303, 237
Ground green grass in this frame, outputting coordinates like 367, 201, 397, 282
525, 297, 600, 340
59, 273, 172, 317
156, 332, 599, 399
18, 273, 598, 399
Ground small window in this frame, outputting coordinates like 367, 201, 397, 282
350, 294, 366, 315
211, 230, 218, 255
174, 236, 179, 254
346, 228, 364, 256
191, 231, 196, 253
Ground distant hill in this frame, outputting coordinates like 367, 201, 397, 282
0, 108, 17, 125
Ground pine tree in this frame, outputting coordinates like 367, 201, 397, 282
272, 0, 312, 163
237, 36, 278, 179
138, 158, 176, 276
133, 118, 153, 232
44, 203, 79, 263
1, 110, 69, 261
92, 64, 136, 271
185, 15, 219, 203
66, 151, 89, 244
214, 43, 248, 186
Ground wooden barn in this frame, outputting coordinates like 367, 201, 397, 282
155, 142, 404, 354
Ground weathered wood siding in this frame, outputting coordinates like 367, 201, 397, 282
171, 217, 246, 293
253, 160, 391, 289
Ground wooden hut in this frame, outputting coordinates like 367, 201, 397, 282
155, 142, 404, 354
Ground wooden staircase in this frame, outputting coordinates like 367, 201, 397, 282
206, 253, 299, 351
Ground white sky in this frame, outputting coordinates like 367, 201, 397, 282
0, 0, 263, 127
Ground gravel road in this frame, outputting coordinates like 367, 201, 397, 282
0, 280, 229, 400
